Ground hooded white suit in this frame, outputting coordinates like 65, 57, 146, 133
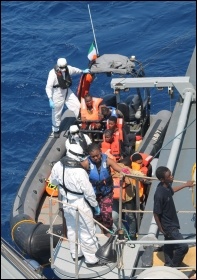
49, 144, 99, 264
46, 65, 82, 132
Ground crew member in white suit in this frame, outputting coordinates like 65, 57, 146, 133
45, 58, 90, 137
49, 144, 106, 267
65, 125, 92, 155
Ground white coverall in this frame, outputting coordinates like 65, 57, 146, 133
45, 66, 82, 132
50, 161, 99, 264
65, 133, 92, 151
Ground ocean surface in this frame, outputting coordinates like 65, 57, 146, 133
1, 1, 196, 278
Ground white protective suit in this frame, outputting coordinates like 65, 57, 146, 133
45, 65, 82, 132
49, 145, 99, 264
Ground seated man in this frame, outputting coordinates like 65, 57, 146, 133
79, 94, 103, 130
65, 125, 92, 155
99, 105, 124, 121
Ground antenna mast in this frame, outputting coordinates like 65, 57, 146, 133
88, 4, 99, 56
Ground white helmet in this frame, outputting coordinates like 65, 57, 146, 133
67, 144, 87, 162
57, 58, 67, 68
69, 125, 79, 134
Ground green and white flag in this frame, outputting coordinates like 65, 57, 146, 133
87, 42, 97, 61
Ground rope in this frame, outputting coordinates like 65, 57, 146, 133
151, 119, 196, 160
47, 230, 102, 252
125, 173, 194, 184
51, 197, 115, 235
122, 209, 196, 214
11, 219, 36, 240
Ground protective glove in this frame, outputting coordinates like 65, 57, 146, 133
49, 98, 55, 109
121, 168, 130, 174
94, 205, 100, 216
83, 68, 90, 74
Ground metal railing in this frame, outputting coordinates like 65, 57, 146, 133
47, 174, 196, 278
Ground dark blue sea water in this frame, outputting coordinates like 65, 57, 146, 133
1, 1, 196, 278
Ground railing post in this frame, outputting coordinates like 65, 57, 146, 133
118, 175, 123, 230
75, 209, 79, 278
58, 192, 67, 238
49, 197, 54, 267
135, 180, 141, 232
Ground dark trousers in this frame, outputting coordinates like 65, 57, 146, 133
123, 199, 137, 238
164, 228, 189, 267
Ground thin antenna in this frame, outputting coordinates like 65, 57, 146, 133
88, 4, 99, 56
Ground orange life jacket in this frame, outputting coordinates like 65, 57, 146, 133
113, 177, 127, 200
80, 97, 103, 121
77, 73, 94, 100
130, 153, 153, 198
111, 162, 136, 201
101, 140, 121, 161
102, 148, 117, 161
130, 162, 144, 198
106, 118, 123, 141
140, 153, 153, 167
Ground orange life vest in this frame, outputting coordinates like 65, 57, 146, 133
140, 153, 153, 167
112, 166, 135, 201
77, 73, 94, 100
113, 177, 127, 200
130, 153, 153, 198
80, 97, 103, 121
103, 148, 116, 161
130, 162, 144, 198
101, 140, 121, 161
106, 118, 123, 141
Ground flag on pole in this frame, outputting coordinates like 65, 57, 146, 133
87, 42, 97, 61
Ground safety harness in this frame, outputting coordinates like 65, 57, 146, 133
59, 156, 84, 196
53, 65, 72, 89
59, 155, 94, 210
93, 177, 113, 196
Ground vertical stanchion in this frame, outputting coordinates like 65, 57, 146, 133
135, 180, 141, 232
117, 176, 125, 277
59, 192, 67, 238
75, 209, 79, 278
49, 197, 54, 267
118, 175, 124, 230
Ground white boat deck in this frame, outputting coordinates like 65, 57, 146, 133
52, 234, 141, 279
